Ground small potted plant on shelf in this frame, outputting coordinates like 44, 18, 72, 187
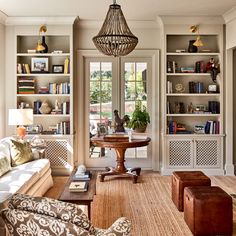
128, 100, 150, 133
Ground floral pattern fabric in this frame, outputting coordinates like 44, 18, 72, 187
1, 193, 131, 236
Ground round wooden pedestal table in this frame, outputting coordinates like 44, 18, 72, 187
91, 136, 151, 183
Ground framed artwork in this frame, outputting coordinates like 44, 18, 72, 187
31, 57, 49, 72
97, 123, 108, 136
52, 65, 64, 73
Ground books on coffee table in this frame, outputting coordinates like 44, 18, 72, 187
73, 170, 91, 181
69, 181, 88, 192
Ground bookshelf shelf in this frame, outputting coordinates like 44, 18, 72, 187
17, 94, 70, 97
166, 114, 219, 117
166, 52, 220, 56
17, 53, 71, 57
166, 73, 210, 76
17, 74, 71, 77
166, 93, 220, 97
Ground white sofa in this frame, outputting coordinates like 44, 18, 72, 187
0, 137, 54, 236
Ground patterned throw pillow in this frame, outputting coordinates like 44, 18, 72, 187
10, 139, 33, 166
0, 154, 11, 177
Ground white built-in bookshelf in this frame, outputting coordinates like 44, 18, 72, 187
15, 27, 74, 175
162, 29, 224, 175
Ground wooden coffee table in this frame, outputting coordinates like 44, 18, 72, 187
59, 171, 96, 219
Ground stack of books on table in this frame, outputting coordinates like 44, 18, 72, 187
69, 181, 88, 192
73, 170, 91, 181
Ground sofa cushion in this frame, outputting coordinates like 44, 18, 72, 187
0, 155, 11, 177
12, 159, 50, 178
0, 159, 50, 195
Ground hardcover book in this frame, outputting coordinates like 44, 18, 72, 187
69, 181, 88, 192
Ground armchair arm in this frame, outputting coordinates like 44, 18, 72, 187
102, 217, 131, 236
8, 193, 95, 234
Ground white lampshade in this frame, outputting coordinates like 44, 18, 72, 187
8, 109, 34, 126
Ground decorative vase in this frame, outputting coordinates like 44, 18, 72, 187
40, 36, 48, 53
188, 40, 198, 53
134, 126, 147, 133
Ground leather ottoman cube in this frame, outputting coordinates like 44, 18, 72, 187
184, 186, 232, 236
171, 171, 211, 211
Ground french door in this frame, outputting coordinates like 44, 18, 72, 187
82, 51, 158, 170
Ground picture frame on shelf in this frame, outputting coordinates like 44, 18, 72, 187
25, 125, 43, 134
31, 57, 49, 72
52, 65, 64, 73
97, 123, 108, 136
194, 124, 205, 134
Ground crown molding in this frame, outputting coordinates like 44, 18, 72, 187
159, 15, 224, 25
5, 16, 77, 25
223, 6, 236, 23
0, 10, 7, 25
76, 20, 160, 29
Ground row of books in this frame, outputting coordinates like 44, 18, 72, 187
17, 63, 31, 74
49, 82, 70, 94
56, 121, 70, 134
168, 120, 220, 134
18, 78, 35, 94
205, 120, 220, 134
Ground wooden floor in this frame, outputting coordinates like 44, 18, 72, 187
44, 172, 236, 236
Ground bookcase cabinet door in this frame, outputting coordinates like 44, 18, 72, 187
194, 137, 222, 168
166, 138, 194, 169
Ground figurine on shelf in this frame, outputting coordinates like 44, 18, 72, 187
39, 101, 52, 114
114, 110, 130, 132
206, 58, 220, 82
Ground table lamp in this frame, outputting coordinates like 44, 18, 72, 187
8, 109, 34, 139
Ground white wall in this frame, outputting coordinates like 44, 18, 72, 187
0, 22, 5, 138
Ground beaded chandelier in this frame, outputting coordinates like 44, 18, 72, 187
92, 0, 138, 57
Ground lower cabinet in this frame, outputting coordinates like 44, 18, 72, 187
44, 135, 74, 175
162, 135, 224, 175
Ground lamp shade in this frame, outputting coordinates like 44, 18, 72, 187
8, 109, 33, 126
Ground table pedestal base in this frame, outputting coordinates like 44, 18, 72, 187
99, 167, 141, 184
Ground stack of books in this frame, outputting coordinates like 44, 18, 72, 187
69, 181, 88, 192
18, 78, 35, 94
73, 170, 91, 181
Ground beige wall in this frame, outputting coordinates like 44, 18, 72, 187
0, 23, 5, 138
74, 22, 161, 50
226, 18, 236, 49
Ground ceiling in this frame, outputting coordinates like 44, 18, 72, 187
0, 0, 235, 21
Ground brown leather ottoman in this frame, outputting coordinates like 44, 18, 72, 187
184, 186, 232, 236
172, 171, 211, 211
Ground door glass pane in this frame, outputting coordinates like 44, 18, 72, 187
124, 62, 148, 159
89, 62, 112, 158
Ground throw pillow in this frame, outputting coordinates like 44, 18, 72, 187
0, 154, 11, 177
10, 139, 33, 166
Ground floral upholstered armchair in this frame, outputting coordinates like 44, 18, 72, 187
1, 194, 131, 236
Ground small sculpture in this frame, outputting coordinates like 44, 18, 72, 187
114, 110, 130, 132
39, 101, 52, 114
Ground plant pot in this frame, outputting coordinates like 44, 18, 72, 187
134, 126, 146, 133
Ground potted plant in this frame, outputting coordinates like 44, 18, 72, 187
128, 101, 150, 132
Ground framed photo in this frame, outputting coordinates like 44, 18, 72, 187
97, 123, 108, 136
52, 65, 64, 73
194, 125, 205, 134
25, 125, 43, 134
31, 57, 49, 72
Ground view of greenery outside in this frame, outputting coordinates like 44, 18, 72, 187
89, 62, 147, 134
